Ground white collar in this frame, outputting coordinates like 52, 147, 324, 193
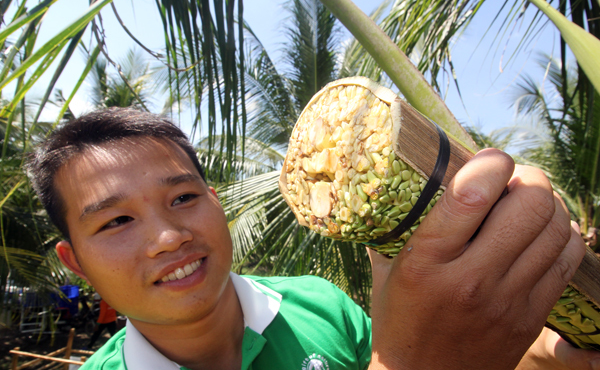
122, 272, 281, 370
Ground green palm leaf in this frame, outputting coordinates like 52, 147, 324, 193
284, 0, 339, 112
0, 0, 111, 92
512, 55, 600, 236
528, 0, 600, 95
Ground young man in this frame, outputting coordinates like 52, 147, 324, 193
27, 108, 598, 369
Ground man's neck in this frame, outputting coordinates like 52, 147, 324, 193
129, 279, 245, 370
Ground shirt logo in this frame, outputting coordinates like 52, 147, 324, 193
301, 353, 330, 370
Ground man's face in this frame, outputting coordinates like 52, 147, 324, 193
55, 137, 233, 325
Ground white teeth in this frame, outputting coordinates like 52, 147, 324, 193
160, 259, 202, 283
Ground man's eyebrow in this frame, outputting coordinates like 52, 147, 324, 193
78, 174, 201, 221
160, 173, 202, 187
80, 193, 127, 221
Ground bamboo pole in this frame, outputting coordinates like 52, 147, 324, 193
71, 349, 95, 356
10, 332, 94, 370
11, 347, 19, 370
17, 347, 66, 369
62, 328, 75, 370
571, 247, 600, 307
7, 351, 85, 366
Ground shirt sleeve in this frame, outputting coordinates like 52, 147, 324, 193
335, 287, 372, 369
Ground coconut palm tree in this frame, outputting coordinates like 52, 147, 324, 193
0, 102, 65, 312
0, 1, 115, 315
512, 55, 600, 238
87, 48, 154, 110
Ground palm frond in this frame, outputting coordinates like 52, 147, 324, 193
512, 54, 600, 236
156, 0, 246, 178
197, 135, 283, 185
243, 23, 297, 149
339, 0, 485, 95
283, 0, 339, 111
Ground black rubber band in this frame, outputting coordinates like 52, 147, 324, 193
365, 121, 450, 246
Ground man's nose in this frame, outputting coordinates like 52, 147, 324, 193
146, 216, 193, 257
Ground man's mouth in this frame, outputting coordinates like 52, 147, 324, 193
158, 258, 203, 283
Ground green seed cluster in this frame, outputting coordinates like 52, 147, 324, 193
327, 151, 442, 256
547, 285, 600, 350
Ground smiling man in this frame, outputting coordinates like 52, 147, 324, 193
27, 108, 599, 370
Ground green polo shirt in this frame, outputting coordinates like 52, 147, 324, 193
79, 273, 372, 370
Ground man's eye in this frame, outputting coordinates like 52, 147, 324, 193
172, 194, 198, 206
102, 216, 133, 230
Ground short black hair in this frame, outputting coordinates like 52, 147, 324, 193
27, 108, 204, 239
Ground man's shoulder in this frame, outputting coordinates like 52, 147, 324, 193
240, 275, 372, 369
241, 274, 363, 318
242, 274, 339, 293
80, 327, 127, 370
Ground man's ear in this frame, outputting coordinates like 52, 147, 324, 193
209, 186, 218, 199
56, 240, 90, 285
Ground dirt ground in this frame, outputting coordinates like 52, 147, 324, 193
0, 326, 117, 370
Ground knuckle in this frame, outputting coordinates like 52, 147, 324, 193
552, 255, 576, 286
508, 319, 537, 344
517, 189, 555, 229
442, 185, 491, 218
449, 279, 483, 311
484, 298, 512, 325
449, 278, 516, 326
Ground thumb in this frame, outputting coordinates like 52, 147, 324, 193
404, 148, 514, 264
546, 329, 600, 369
367, 247, 393, 299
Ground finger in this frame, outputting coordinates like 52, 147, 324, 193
405, 148, 514, 265
529, 224, 586, 317
549, 330, 600, 369
464, 165, 556, 278
571, 220, 581, 235
505, 193, 571, 292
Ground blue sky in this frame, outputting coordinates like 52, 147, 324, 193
25, 0, 567, 147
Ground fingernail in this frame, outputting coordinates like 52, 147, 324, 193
570, 220, 580, 234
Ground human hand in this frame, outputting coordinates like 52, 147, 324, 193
516, 327, 600, 369
516, 222, 600, 370
368, 148, 586, 370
